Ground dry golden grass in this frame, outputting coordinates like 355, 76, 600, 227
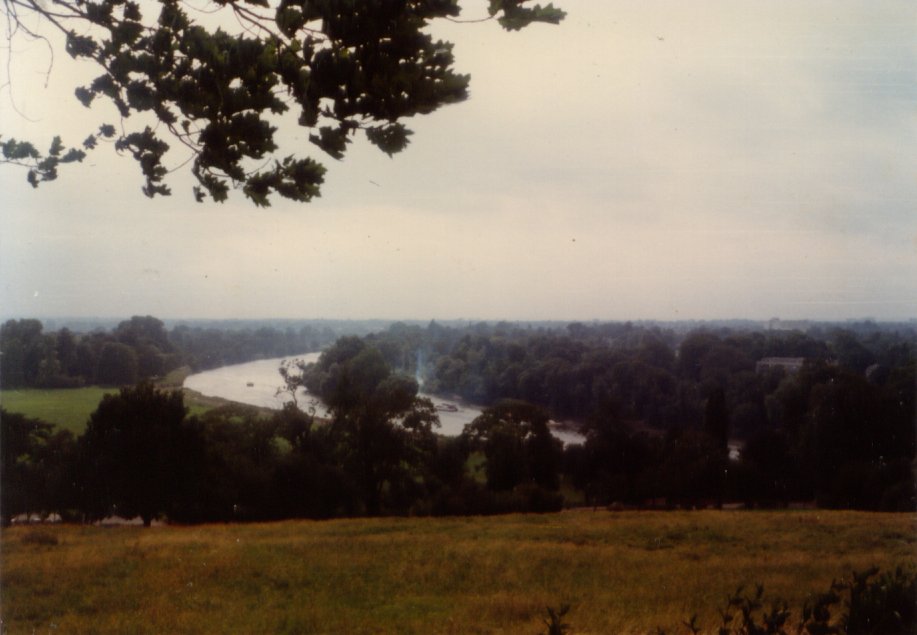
2, 510, 914, 634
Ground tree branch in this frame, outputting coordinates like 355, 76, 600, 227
1, 0, 565, 205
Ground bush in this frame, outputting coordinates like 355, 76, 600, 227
844, 566, 917, 634
542, 604, 572, 635
655, 566, 917, 634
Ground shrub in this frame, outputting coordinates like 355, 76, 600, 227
653, 566, 917, 634
843, 566, 917, 634
542, 604, 572, 635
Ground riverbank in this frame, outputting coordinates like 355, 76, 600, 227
182, 354, 588, 442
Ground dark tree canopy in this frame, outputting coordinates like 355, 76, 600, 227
283, 336, 441, 515
79, 382, 201, 526
464, 399, 562, 492
1, 0, 564, 205
1, 410, 54, 525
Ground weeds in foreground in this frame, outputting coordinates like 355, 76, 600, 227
659, 566, 915, 634
542, 604, 572, 635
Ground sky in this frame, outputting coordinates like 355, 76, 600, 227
1, 0, 915, 322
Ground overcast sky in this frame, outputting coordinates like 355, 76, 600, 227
1, 0, 915, 322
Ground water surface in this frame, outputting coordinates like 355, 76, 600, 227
184, 354, 585, 443
184, 353, 486, 436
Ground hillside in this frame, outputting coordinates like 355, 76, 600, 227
3, 510, 914, 634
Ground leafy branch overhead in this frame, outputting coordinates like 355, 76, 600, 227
0, 0, 565, 206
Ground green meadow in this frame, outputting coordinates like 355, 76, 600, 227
0, 387, 116, 435
2, 510, 914, 634
0, 384, 236, 435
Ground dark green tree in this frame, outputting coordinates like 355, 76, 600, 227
677, 331, 721, 382
0, 319, 49, 387
736, 428, 794, 507
113, 316, 175, 379
703, 386, 730, 451
289, 336, 440, 515
830, 329, 876, 374
115, 315, 171, 350
2, 0, 563, 205
653, 426, 723, 507
0, 410, 54, 525
74, 337, 102, 382
55, 327, 79, 376
95, 341, 139, 385
269, 402, 359, 519
804, 368, 915, 510
33, 427, 81, 519
578, 417, 654, 506
464, 399, 562, 492
185, 403, 285, 521
78, 382, 200, 526
703, 386, 730, 508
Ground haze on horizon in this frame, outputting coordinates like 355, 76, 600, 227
1, 1, 915, 323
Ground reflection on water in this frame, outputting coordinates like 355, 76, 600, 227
184, 353, 585, 444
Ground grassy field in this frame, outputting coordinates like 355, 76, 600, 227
2, 510, 914, 634
0, 387, 117, 435
0, 382, 240, 435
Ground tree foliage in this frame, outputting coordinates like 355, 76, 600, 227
655, 566, 917, 635
354, 320, 916, 510
464, 399, 562, 492
1, 0, 564, 205
1, 410, 55, 525
3, 320, 915, 521
0, 316, 348, 388
78, 382, 200, 526
285, 336, 441, 514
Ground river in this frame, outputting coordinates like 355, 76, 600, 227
183, 353, 585, 444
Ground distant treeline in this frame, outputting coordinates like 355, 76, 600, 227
2, 339, 571, 526
0, 324, 917, 522
365, 320, 914, 433
361, 320, 915, 510
0, 316, 352, 389
2, 320, 915, 526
